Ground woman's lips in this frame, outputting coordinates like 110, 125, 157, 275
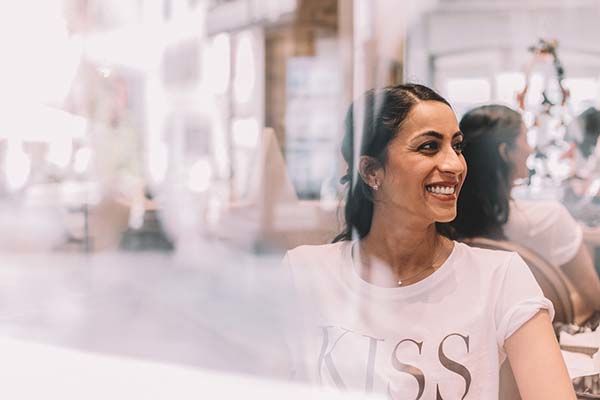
426, 191, 457, 201
424, 183, 459, 201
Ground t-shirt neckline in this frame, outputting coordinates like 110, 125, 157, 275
339, 240, 460, 299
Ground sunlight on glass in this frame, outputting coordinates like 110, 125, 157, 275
46, 136, 73, 169
148, 140, 169, 185
233, 32, 256, 104
0, 0, 81, 104
4, 140, 31, 192
187, 158, 213, 193
73, 147, 93, 175
232, 118, 260, 148
205, 33, 231, 95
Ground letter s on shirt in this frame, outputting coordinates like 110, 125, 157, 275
388, 338, 425, 400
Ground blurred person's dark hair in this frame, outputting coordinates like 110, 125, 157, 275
333, 83, 452, 242
573, 107, 600, 158
450, 105, 523, 240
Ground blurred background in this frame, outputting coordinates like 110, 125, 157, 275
1, 0, 600, 396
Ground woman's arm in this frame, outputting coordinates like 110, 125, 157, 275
560, 243, 600, 311
505, 310, 576, 400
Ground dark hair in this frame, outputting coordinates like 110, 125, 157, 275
574, 107, 600, 158
450, 104, 523, 240
333, 83, 452, 242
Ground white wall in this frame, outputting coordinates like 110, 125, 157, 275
405, 3, 600, 85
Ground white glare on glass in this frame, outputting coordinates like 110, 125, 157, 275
445, 78, 491, 104
148, 140, 169, 185
212, 117, 230, 178
4, 140, 31, 192
46, 136, 73, 169
0, 336, 374, 400
83, 26, 163, 71
171, 0, 189, 19
232, 118, 260, 148
205, 34, 231, 95
187, 159, 213, 193
142, 0, 163, 24
0, 106, 87, 143
233, 32, 256, 104
73, 147, 93, 175
99, 67, 112, 78
0, 0, 81, 104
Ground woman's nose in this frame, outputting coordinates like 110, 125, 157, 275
439, 146, 465, 174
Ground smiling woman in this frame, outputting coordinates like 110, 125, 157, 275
334, 85, 462, 243
283, 84, 576, 399
373, 101, 466, 223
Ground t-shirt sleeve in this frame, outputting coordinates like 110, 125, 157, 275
547, 203, 583, 266
495, 253, 555, 349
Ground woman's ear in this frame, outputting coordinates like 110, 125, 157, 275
498, 142, 510, 163
358, 156, 384, 188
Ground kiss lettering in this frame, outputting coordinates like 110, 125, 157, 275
318, 326, 472, 399
317, 326, 352, 389
436, 333, 471, 400
388, 338, 425, 400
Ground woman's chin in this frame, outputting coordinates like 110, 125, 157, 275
432, 210, 457, 224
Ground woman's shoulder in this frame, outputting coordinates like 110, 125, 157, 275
454, 241, 520, 272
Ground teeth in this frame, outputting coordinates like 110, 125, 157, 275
426, 185, 455, 195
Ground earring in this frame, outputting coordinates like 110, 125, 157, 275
372, 182, 379, 191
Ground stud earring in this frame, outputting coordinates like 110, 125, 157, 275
372, 183, 379, 191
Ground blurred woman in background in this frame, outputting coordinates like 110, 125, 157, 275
452, 104, 600, 319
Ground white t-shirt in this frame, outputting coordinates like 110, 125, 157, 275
283, 241, 553, 399
504, 199, 583, 267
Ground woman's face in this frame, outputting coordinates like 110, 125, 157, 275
507, 124, 532, 182
375, 101, 467, 224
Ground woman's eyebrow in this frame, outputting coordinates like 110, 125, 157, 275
413, 131, 444, 140
411, 130, 463, 141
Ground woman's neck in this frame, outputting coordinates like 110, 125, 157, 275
358, 206, 452, 286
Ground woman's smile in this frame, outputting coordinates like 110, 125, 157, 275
425, 181, 459, 201
377, 101, 467, 223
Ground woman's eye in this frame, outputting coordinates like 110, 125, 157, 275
453, 141, 464, 153
418, 142, 438, 152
